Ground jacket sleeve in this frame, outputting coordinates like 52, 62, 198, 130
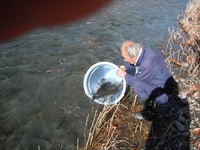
125, 63, 135, 71
125, 59, 157, 87
124, 63, 137, 76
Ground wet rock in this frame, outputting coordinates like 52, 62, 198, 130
178, 115, 186, 123
178, 142, 183, 149
182, 131, 189, 137
174, 120, 186, 132
180, 98, 188, 104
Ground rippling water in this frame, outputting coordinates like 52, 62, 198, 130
0, 0, 188, 149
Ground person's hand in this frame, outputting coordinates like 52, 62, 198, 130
116, 68, 126, 78
119, 65, 126, 70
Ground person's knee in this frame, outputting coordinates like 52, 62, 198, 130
155, 93, 169, 104
133, 80, 157, 99
132, 83, 148, 99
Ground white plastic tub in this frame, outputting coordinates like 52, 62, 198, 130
83, 62, 126, 105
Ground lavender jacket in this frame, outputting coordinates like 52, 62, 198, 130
124, 48, 172, 92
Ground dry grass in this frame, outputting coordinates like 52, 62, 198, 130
81, 91, 150, 150
165, 0, 200, 91
179, 0, 200, 46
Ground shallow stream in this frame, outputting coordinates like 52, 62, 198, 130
0, 0, 188, 149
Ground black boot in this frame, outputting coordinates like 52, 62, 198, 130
134, 99, 157, 120
134, 109, 156, 120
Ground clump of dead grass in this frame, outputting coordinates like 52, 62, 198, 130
165, 0, 200, 92
81, 92, 150, 150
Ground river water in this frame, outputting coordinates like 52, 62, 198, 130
0, 0, 188, 149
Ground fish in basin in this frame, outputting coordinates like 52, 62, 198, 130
93, 80, 122, 99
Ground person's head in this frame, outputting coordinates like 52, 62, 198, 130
121, 40, 143, 64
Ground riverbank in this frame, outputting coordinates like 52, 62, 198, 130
81, 0, 200, 149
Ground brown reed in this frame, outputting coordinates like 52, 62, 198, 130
81, 90, 150, 150
165, 0, 200, 91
